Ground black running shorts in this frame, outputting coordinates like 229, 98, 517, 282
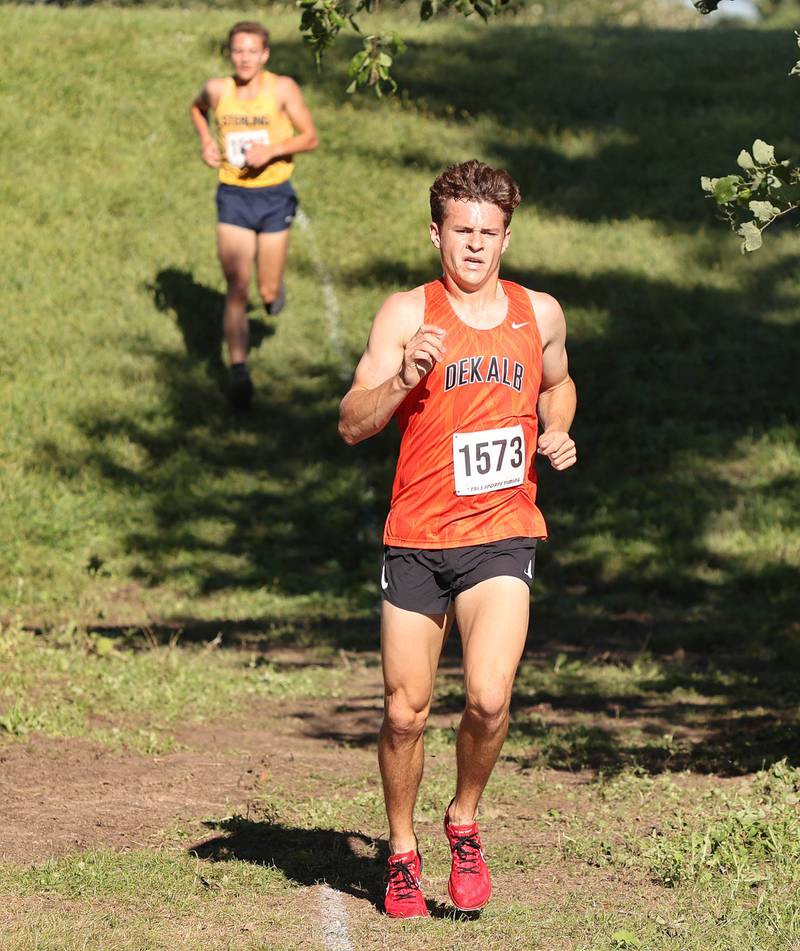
380, 537, 537, 615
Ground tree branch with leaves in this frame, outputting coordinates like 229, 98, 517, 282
700, 31, 800, 252
297, 0, 513, 95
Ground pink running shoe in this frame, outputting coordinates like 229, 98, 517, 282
444, 802, 492, 911
384, 848, 430, 919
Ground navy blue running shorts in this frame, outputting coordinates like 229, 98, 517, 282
216, 180, 298, 234
380, 536, 537, 615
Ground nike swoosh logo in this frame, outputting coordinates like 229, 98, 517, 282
523, 559, 533, 579
381, 562, 389, 591
512, 321, 528, 329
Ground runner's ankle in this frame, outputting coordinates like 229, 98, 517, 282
448, 800, 477, 827
389, 837, 418, 856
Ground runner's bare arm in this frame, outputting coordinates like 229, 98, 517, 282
243, 78, 319, 169
530, 291, 577, 471
190, 79, 224, 168
339, 289, 445, 446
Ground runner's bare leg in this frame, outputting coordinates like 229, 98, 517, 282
450, 576, 529, 825
256, 229, 291, 310
217, 223, 256, 364
379, 601, 452, 854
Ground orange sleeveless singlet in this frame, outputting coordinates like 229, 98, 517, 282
383, 279, 548, 549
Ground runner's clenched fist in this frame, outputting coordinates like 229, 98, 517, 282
400, 324, 446, 389
537, 430, 577, 471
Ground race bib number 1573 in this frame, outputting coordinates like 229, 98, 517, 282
452, 424, 525, 496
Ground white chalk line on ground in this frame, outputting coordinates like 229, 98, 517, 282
296, 208, 346, 367
296, 206, 382, 537
298, 212, 366, 946
319, 885, 356, 951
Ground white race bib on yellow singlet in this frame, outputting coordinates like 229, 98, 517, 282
225, 129, 270, 168
452, 424, 525, 496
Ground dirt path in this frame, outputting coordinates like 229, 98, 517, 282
0, 660, 388, 864
2, 651, 710, 950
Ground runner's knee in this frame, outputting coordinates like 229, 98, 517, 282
465, 684, 510, 725
382, 690, 429, 739
258, 278, 280, 303
225, 275, 249, 300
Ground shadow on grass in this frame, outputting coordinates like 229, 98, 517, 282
381, 27, 798, 225
29, 22, 800, 777
250, 638, 800, 776
338, 252, 800, 652
501, 707, 800, 778
35, 243, 800, 773
272, 26, 798, 226
148, 267, 274, 383
35, 26, 799, 638
45, 263, 397, 602
73, 615, 381, 653
190, 815, 457, 917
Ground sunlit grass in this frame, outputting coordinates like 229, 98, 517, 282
0, 625, 342, 752
0, 7, 798, 636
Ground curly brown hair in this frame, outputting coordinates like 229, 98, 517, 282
226, 21, 270, 53
430, 160, 521, 229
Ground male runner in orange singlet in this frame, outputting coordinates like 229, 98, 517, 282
190, 21, 318, 408
339, 160, 577, 917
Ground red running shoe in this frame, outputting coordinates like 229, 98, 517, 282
444, 802, 492, 911
384, 849, 430, 918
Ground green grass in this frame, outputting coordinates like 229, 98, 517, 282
0, 849, 315, 951
2, 4, 800, 949
0, 625, 342, 751
0, 5, 798, 643
1, 628, 799, 946
4, 760, 797, 949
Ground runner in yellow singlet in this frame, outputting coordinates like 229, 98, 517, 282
190, 21, 318, 408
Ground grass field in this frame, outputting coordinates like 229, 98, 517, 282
1, 3, 800, 949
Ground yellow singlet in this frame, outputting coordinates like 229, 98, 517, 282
216, 72, 294, 188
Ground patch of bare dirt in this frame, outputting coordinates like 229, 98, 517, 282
0, 652, 736, 872
0, 661, 385, 865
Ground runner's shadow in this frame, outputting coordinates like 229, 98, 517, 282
190, 816, 452, 916
148, 267, 273, 380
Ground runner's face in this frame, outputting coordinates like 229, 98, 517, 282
430, 200, 510, 290
230, 33, 269, 82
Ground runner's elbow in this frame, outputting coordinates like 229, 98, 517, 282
338, 416, 360, 446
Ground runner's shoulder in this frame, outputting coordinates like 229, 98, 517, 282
520, 288, 565, 345
202, 76, 228, 108
381, 285, 426, 322
273, 74, 304, 102
373, 286, 426, 343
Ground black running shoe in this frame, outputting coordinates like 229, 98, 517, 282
229, 363, 253, 410
266, 284, 286, 316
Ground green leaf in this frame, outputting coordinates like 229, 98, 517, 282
752, 140, 775, 165
748, 200, 780, 222
93, 635, 116, 657
736, 150, 755, 170
737, 220, 763, 253
611, 932, 642, 950
712, 175, 741, 204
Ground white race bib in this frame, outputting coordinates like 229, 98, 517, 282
225, 129, 270, 168
452, 424, 526, 496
